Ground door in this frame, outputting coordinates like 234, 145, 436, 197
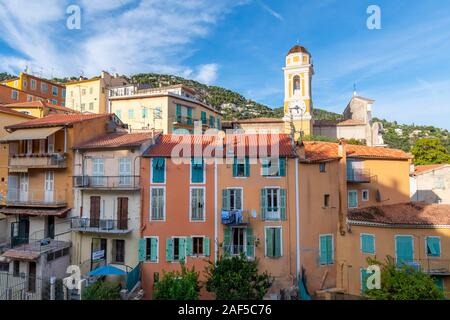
19, 173, 28, 202
28, 262, 36, 293
44, 171, 54, 203
231, 227, 245, 255
117, 197, 128, 230
90, 196, 101, 227
396, 235, 414, 264
92, 158, 104, 186
91, 238, 107, 271
46, 216, 55, 239
11, 217, 29, 246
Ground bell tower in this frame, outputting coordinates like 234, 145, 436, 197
283, 44, 314, 138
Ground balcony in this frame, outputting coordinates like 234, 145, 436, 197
6, 188, 68, 207
221, 210, 252, 225
222, 243, 255, 259
347, 168, 371, 183
9, 153, 67, 169
73, 176, 140, 190
2, 235, 71, 260
70, 218, 132, 234
403, 259, 450, 275
174, 115, 195, 126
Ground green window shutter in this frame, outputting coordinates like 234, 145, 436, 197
187, 108, 193, 125
427, 237, 440, 257
185, 237, 193, 256
222, 189, 230, 210
138, 238, 146, 262
348, 191, 357, 208
260, 189, 267, 221
201, 111, 207, 124
232, 158, 238, 177
280, 189, 287, 220
396, 236, 413, 264
261, 159, 269, 176
179, 238, 186, 262
360, 268, 369, 294
223, 227, 231, 254
266, 228, 274, 257
433, 277, 444, 292
176, 104, 181, 120
279, 158, 286, 176
361, 234, 375, 254
166, 238, 173, 262
150, 238, 158, 262
152, 158, 165, 183
320, 235, 330, 265
327, 236, 333, 264
191, 159, 204, 183
274, 228, 282, 257
246, 228, 254, 258
245, 157, 250, 177
204, 237, 210, 256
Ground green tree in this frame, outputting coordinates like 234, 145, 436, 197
82, 280, 121, 300
365, 257, 445, 300
205, 254, 272, 300
153, 264, 201, 300
412, 138, 450, 165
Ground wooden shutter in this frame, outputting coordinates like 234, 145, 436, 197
266, 228, 274, 257
360, 268, 369, 294
166, 238, 173, 262
246, 228, 254, 258
150, 238, 158, 262
245, 157, 250, 177
232, 158, 238, 177
280, 189, 286, 220
179, 238, 186, 262
396, 236, 413, 263
204, 237, 210, 256
236, 189, 242, 210
260, 189, 267, 221
185, 237, 193, 256
222, 189, 230, 211
117, 197, 128, 230
274, 228, 282, 257
138, 238, 146, 262
279, 158, 286, 176
319, 235, 328, 265
90, 196, 101, 227
223, 227, 231, 254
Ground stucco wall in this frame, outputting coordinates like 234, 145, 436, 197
410, 167, 450, 204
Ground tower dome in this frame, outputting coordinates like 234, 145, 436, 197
287, 45, 310, 56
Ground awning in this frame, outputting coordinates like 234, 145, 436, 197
0, 126, 63, 142
0, 207, 70, 217
88, 265, 128, 276
1, 250, 40, 261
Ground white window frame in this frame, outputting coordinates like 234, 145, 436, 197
30, 79, 36, 90
319, 233, 334, 265
348, 190, 358, 208
52, 86, 58, 96
144, 236, 159, 263
226, 187, 244, 211
191, 235, 206, 257
361, 189, 369, 202
425, 236, 441, 257
11, 90, 18, 100
171, 236, 187, 263
261, 158, 281, 178
118, 157, 132, 186
264, 186, 281, 220
190, 158, 206, 184
264, 226, 283, 258
360, 233, 376, 254
234, 158, 247, 179
149, 186, 166, 222
189, 186, 206, 222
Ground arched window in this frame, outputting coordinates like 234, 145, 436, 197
293, 75, 301, 96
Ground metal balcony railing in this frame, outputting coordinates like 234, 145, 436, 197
73, 176, 140, 189
70, 218, 132, 234
415, 259, 450, 275
347, 168, 371, 183
9, 153, 67, 169
6, 188, 68, 207
175, 115, 195, 126
3, 234, 71, 254
222, 244, 255, 257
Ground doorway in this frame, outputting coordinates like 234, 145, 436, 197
90, 196, 101, 228
117, 197, 128, 230
91, 238, 107, 271
46, 216, 55, 239
44, 171, 54, 203
28, 262, 36, 293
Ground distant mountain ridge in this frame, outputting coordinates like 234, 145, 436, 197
1, 71, 448, 152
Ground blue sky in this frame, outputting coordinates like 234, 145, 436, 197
1, 0, 449, 129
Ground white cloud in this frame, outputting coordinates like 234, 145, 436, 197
0, 0, 238, 83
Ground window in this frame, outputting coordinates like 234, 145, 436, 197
323, 194, 330, 208
190, 188, 205, 221
144, 237, 158, 262
166, 237, 186, 262
13, 261, 20, 277
426, 237, 441, 257
224, 227, 253, 257
201, 111, 207, 125
27, 94, 33, 102
62, 89, 66, 98
119, 158, 132, 186
192, 237, 204, 255
319, 163, 326, 172
233, 157, 250, 177
261, 188, 286, 221
41, 83, 48, 93
360, 268, 370, 294
395, 235, 413, 264
112, 239, 125, 264
128, 109, 135, 119
51, 99, 57, 105
89, 102, 94, 111
30, 79, 36, 90
319, 234, 333, 265
11, 90, 19, 100
0, 262, 9, 272
348, 190, 358, 208
89, 87, 93, 94
52, 86, 58, 96
433, 176, 445, 190
141, 108, 148, 119
217, 117, 221, 129
265, 227, 282, 258
222, 188, 242, 211
361, 234, 375, 254
191, 158, 205, 183
23, 80, 27, 88
14, 80, 18, 88
261, 157, 286, 177
150, 187, 165, 221
81, 88, 86, 95
151, 157, 165, 183
362, 190, 369, 202
116, 110, 122, 119
81, 103, 86, 111
92, 158, 104, 186
209, 115, 215, 128
293, 75, 301, 95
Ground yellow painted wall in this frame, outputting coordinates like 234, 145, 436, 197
65, 79, 105, 113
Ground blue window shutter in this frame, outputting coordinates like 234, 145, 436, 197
222, 189, 230, 210
187, 107, 192, 124
396, 236, 413, 264
326, 236, 333, 264
201, 111, 207, 124
138, 238, 146, 262
204, 237, 210, 256
245, 157, 250, 177
320, 235, 332, 265
179, 238, 186, 262
427, 237, 440, 257
150, 238, 158, 262
361, 235, 375, 254
223, 227, 231, 254
152, 158, 165, 183
274, 228, 282, 257
266, 228, 274, 257
361, 268, 369, 294
280, 189, 287, 221
246, 228, 254, 258
166, 238, 173, 262
185, 237, 192, 256
279, 158, 286, 176
232, 158, 238, 177
191, 159, 203, 183
260, 189, 267, 221
176, 104, 181, 120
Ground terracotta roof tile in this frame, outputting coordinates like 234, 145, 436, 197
5, 113, 111, 129
303, 141, 340, 162
5, 100, 78, 114
348, 202, 450, 226
413, 164, 449, 175
144, 133, 296, 158
287, 45, 310, 56
74, 132, 157, 149
0, 105, 35, 119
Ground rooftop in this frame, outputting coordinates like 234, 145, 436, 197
73, 131, 157, 149
348, 202, 450, 227
287, 45, 310, 56
5, 113, 112, 130
5, 100, 78, 114
413, 164, 449, 175
0, 105, 35, 119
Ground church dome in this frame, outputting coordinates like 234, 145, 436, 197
287, 45, 310, 56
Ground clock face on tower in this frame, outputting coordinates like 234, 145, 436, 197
288, 99, 306, 116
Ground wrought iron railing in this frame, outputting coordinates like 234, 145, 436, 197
9, 153, 67, 168
73, 175, 140, 189
6, 188, 68, 206
222, 244, 255, 257
347, 168, 371, 183
70, 218, 131, 233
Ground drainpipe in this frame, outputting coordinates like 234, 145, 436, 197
338, 141, 347, 236
214, 158, 218, 264
295, 159, 300, 278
